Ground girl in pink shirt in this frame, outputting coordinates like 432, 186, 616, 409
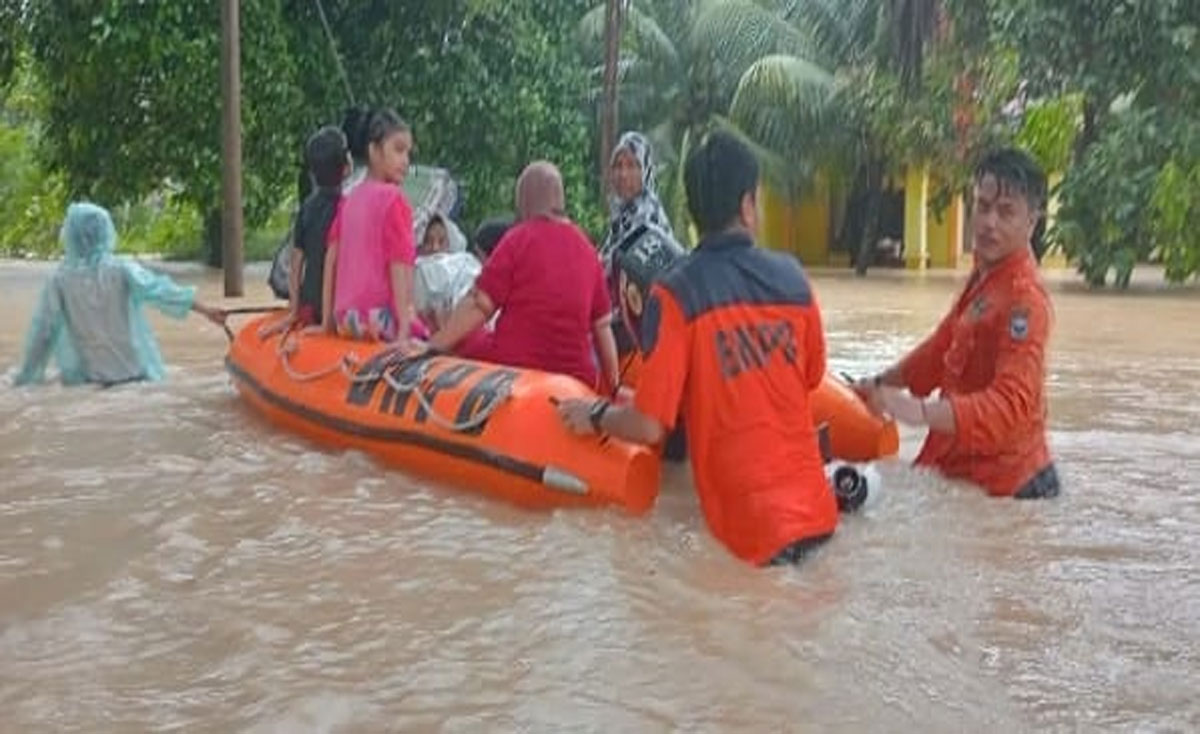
322, 109, 429, 348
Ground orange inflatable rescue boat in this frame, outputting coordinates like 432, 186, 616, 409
227, 315, 897, 513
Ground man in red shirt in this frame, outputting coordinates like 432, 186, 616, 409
428, 161, 619, 390
557, 131, 839, 567
854, 147, 1059, 499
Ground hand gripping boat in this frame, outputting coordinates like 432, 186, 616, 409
227, 316, 897, 513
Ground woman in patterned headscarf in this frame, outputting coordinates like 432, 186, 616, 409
599, 131, 675, 271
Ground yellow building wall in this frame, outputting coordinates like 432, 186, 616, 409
794, 181, 831, 266
758, 167, 990, 271
903, 165, 930, 270
927, 191, 964, 269
900, 165, 970, 269
759, 181, 832, 266
759, 184, 793, 254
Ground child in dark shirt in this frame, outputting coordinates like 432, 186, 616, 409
262, 126, 349, 337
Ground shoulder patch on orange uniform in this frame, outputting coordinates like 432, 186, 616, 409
1009, 306, 1030, 341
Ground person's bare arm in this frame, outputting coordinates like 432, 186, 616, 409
390, 262, 415, 348
557, 399, 666, 446
321, 240, 338, 332
592, 313, 620, 393
190, 299, 228, 328
872, 387, 957, 433
288, 248, 304, 315
429, 288, 496, 352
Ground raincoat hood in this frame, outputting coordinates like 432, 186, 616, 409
61, 202, 118, 267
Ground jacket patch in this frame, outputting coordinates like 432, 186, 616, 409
1009, 309, 1030, 341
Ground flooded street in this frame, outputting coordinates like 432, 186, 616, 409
1, 260, 1198, 732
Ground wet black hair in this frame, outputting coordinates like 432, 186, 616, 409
420, 214, 449, 253
366, 108, 410, 148
472, 216, 513, 259
305, 125, 349, 188
341, 106, 410, 162
341, 105, 371, 163
683, 130, 760, 235
424, 213, 446, 241
974, 147, 1049, 261
974, 147, 1047, 212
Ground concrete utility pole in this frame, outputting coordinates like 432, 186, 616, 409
600, 0, 624, 196
220, 0, 244, 296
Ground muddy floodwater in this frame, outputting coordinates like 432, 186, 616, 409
2, 261, 1197, 732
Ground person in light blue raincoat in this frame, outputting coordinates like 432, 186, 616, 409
13, 202, 227, 387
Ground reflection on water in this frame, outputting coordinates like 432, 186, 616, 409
1, 261, 1198, 732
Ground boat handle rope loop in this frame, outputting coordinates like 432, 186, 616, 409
276, 334, 358, 382
379, 362, 510, 434
273, 333, 511, 434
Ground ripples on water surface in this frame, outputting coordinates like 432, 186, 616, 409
1, 263, 1197, 732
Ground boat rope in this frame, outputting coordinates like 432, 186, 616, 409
271, 335, 511, 433
378, 358, 512, 434
276, 332, 362, 382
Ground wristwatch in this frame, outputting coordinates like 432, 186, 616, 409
589, 400, 611, 434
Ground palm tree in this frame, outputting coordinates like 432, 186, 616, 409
579, 0, 812, 241
579, 0, 947, 258
729, 0, 949, 272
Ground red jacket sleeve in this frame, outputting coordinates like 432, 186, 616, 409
949, 288, 1051, 453
898, 308, 956, 397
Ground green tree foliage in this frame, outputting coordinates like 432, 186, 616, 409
1149, 155, 1200, 284
7, 0, 602, 261
1014, 93, 1083, 174
729, 0, 1019, 268
0, 1, 18, 89
7, 0, 1198, 286
0, 59, 68, 257
21, 0, 303, 249
580, 0, 1014, 259
995, 0, 1200, 284
579, 0, 825, 240
991, 0, 1196, 151
320, 0, 601, 236
1053, 111, 1200, 287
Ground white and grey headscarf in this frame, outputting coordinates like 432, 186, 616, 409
600, 131, 674, 269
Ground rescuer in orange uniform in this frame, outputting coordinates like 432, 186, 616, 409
556, 131, 839, 566
856, 148, 1060, 499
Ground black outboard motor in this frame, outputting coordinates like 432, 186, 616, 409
820, 422, 869, 513
832, 465, 869, 513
